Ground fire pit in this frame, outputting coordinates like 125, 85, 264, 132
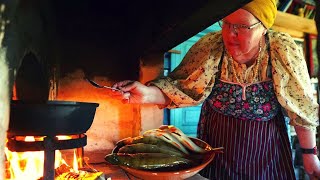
6, 100, 99, 180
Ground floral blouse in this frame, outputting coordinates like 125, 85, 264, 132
150, 31, 319, 131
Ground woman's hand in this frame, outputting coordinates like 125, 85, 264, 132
294, 126, 320, 179
303, 154, 320, 179
112, 80, 170, 105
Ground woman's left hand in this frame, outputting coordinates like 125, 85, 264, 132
303, 154, 320, 179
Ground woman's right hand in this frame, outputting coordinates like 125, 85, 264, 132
112, 80, 170, 105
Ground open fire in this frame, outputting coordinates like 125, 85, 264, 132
5, 136, 106, 180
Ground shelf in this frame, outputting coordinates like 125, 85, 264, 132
272, 11, 317, 37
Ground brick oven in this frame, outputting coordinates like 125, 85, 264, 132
0, 0, 252, 179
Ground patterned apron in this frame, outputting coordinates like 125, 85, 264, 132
197, 78, 296, 179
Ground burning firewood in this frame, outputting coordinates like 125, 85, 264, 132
36, 164, 107, 180
55, 170, 105, 180
55, 164, 73, 176
56, 164, 106, 180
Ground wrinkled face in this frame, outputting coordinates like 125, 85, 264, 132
221, 9, 266, 61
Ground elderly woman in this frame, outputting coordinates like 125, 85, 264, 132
112, 0, 320, 178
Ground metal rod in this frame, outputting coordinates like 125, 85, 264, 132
76, 134, 84, 168
43, 137, 55, 180
76, 147, 84, 168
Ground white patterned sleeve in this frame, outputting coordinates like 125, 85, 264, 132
270, 31, 319, 131
149, 32, 223, 109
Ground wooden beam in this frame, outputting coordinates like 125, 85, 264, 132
271, 25, 305, 38
273, 11, 317, 35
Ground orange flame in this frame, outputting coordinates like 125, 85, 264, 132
73, 149, 79, 173
5, 136, 80, 180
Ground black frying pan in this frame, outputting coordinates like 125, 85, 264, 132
8, 100, 99, 136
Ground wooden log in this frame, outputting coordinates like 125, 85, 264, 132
271, 25, 305, 38
273, 11, 317, 35
55, 171, 105, 180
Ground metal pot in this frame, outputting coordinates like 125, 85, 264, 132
8, 100, 99, 136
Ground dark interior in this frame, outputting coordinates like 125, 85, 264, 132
15, 52, 49, 101
10, 0, 251, 101
52, 0, 251, 79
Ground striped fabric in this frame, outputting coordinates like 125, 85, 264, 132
197, 103, 295, 179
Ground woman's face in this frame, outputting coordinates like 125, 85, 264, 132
221, 9, 266, 62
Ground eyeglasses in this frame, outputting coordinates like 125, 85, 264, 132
218, 20, 261, 34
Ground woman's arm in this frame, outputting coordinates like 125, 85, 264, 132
112, 80, 171, 105
294, 126, 320, 177
295, 126, 317, 151
269, 31, 320, 178
149, 32, 223, 108
113, 32, 223, 108
270, 31, 318, 129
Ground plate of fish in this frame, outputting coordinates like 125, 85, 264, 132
105, 125, 223, 180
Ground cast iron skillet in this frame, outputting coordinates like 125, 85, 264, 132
8, 100, 99, 136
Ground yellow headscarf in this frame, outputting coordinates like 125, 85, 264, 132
242, 0, 277, 29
